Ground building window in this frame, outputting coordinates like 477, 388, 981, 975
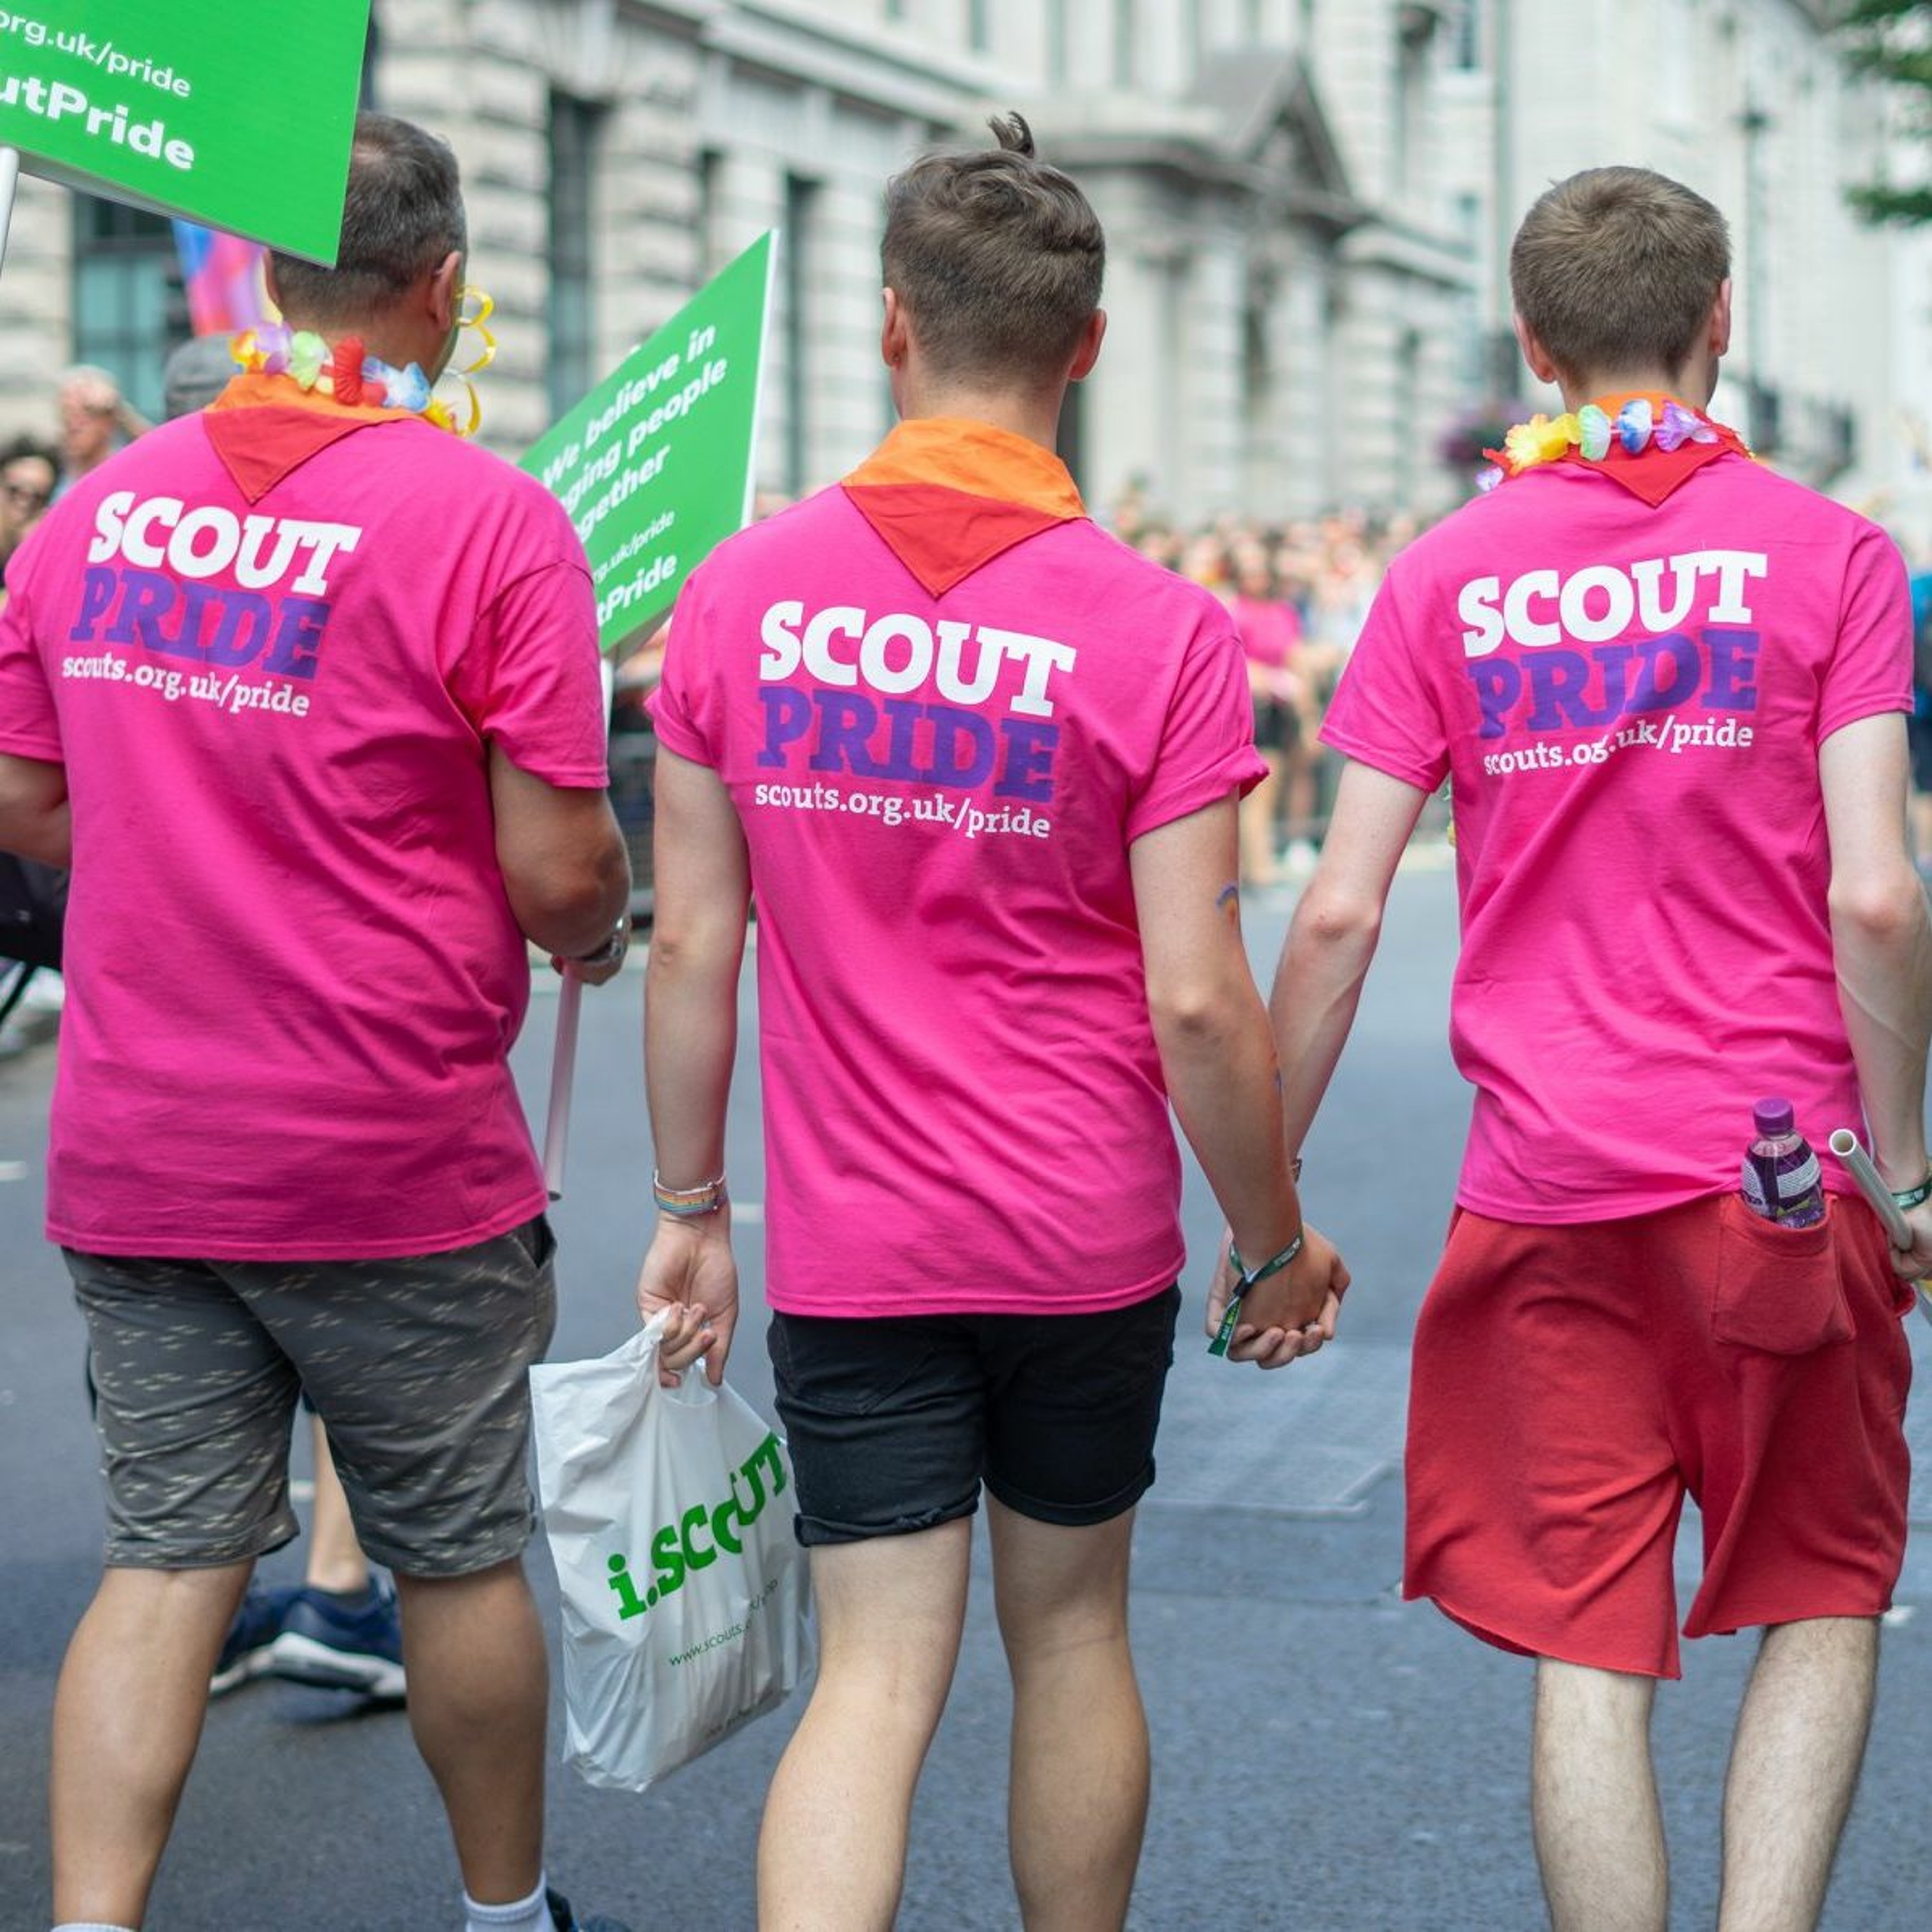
696, 149, 723, 278
547, 91, 601, 422
783, 172, 819, 495
1114, 0, 1136, 86
71, 196, 184, 425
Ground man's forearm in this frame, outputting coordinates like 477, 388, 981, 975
0, 797, 71, 869
1157, 996, 1301, 1260
510, 844, 630, 961
645, 936, 741, 1187
0, 754, 71, 869
1269, 886, 1383, 1156
1833, 869, 1932, 1187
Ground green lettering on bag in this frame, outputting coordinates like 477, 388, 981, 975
604, 1430, 786, 1624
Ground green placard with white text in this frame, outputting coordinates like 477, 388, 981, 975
0, 0, 367, 263
524, 232, 775, 652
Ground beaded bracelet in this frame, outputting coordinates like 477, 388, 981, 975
653, 1170, 727, 1218
1889, 1172, 1932, 1211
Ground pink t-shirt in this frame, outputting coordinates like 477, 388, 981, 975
0, 391, 609, 1258
1323, 449, 1911, 1222
650, 418, 1262, 1316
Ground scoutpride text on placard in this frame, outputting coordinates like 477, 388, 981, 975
0, 1, 367, 263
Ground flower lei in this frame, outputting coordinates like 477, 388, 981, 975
229, 289, 498, 439
1481, 395, 1739, 490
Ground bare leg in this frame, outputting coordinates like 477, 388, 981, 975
989, 1499, 1147, 1932
51, 1562, 252, 1927
392, 1559, 548, 1906
304, 1414, 372, 1595
758, 1520, 972, 1931
1717, 1616, 1877, 1932
1531, 1660, 1666, 1932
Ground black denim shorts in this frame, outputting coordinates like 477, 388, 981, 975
766, 1283, 1181, 1546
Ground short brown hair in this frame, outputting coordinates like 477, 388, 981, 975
1510, 167, 1730, 381
882, 112, 1104, 383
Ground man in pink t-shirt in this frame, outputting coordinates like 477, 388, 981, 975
1269, 167, 1932, 1927
640, 115, 1347, 1928
0, 117, 632, 1932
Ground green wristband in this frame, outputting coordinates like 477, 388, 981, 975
1210, 1230, 1305, 1359
1889, 1172, 1932, 1211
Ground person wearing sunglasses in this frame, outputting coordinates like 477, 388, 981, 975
0, 435, 56, 594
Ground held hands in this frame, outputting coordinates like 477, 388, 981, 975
636, 1210, 738, 1388
1204, 1224, 1350, 1370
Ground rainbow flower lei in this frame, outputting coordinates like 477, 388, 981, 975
1481, 395, 1735, 490
229, 287, 498, 439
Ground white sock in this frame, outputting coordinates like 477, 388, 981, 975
53, 1923, 140, 1931
462, 1874, 560, 1932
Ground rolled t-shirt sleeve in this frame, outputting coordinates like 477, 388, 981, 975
1320, 567, 1450, 791
1124, 621, 1267, 843
0, 557, 64, 763
463, 555, 609, 788
1818, 522, 1912, 743
647, 569, 720, 768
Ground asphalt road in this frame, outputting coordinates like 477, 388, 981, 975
2, 864, 1929, 1930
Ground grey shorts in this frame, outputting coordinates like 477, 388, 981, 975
67, 1217, 558, 1578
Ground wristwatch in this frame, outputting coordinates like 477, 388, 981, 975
570, 920, 629, 971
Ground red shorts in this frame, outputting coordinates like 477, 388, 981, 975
1405, 1195, 1914, 1678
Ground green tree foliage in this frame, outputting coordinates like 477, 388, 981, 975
1841, 0, 1932, 223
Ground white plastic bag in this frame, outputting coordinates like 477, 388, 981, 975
529, 1315, 811, 1792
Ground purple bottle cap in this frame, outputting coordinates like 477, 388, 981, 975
1753, 1098, 1795, 1137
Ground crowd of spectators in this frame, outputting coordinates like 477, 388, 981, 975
1112, 493, 1424, 886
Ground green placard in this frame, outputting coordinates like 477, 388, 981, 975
524, 232, 775, 652
0, 0, 367, 263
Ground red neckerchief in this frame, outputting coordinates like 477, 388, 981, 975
842, 417, 1086, 598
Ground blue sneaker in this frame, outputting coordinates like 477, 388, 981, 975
547, 1890, 632, 1932
211, 1582, 302, 1695
269, 1576, 406, 1700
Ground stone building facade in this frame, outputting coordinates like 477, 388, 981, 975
0, 0, 1913, 521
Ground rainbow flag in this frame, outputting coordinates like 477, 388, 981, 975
173, 223, 274, 335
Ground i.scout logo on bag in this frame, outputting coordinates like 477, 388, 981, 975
605, 1430, 788, 1622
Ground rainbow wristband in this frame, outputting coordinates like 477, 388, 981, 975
653, 1171, 727, 1218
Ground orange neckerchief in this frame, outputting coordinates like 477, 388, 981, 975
203, 373, 418, 505
842, 417, 1086, 598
